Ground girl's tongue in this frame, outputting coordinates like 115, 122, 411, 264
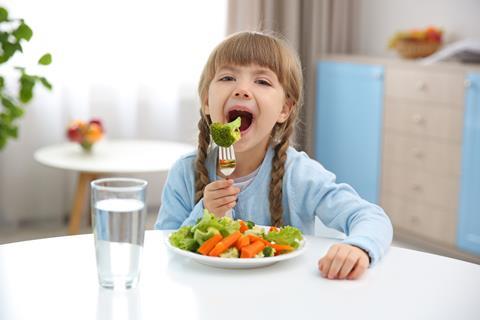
239, 115, 252, 132
228, 110, 253, 132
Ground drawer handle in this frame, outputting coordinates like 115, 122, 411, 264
410, 216, 420, 225
412, 148, 424, 159
412, 114, 425, 125
411, 183, 423, 192
416, 81, 427, 91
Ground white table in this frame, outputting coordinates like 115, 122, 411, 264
0, 231, 479, 320
34, 140, 195, 234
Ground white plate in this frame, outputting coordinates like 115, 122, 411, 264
165, 232, 306, 269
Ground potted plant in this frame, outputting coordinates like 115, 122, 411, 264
0, 6, 52, 150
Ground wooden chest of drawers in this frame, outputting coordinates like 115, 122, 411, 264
381, 66, 466, 246
316, 55, 480, 260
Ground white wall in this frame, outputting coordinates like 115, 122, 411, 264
352, 0, 480, 57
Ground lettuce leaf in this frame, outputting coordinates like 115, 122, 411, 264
169, 226, 198, 251
191, 209, 240, 237
265, 226, 303, 249
217, 216, 241, 236
193, 227, 221, 245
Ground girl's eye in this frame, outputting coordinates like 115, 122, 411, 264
219, 76, 235, 81
256, 79, 271, 86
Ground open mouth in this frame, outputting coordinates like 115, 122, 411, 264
228, 109, 253, 132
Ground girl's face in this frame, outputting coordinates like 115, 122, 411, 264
205, 64, 292, 153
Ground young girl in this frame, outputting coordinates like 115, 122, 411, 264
156, 31, 392, 280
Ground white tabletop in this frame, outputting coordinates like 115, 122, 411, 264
34, 140, 195, 173
0, 231, 479, 320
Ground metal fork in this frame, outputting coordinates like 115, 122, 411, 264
218, 145, 236, 177
218, 145, 236, 218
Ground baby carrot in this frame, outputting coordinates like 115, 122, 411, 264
247, 234, 271, 246
271, 243, 294, 255
239, 220, 249, 233
208, 231, 242, 257
240, 241, 265, 258
197, 234, 223, 255
235, 234, 250, 250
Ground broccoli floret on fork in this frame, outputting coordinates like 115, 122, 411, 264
210, 117, 241, 147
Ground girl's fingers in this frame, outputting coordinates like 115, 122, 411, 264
204, 180, 240, 200
211, 196, 237, 208
319, 244, 370, 280
318, 245, 340, 277
213, 201, 237, 215
347, 257, 369, 280
205, 179, 234, 191
204, 188, 239, 215
210, 186, 240, 200
327, 246, 350, 279
338, 251, 359, 279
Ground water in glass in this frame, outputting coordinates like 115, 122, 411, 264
94, 198, 146, 289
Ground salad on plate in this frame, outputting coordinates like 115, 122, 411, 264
169, 209, 304, 259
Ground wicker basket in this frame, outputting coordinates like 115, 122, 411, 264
395, 40, 441, 59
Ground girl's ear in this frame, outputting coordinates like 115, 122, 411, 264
203, 99, 210, 115
277, 98, 295, 123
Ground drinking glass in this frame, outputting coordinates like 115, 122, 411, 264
91, 178, 148, 289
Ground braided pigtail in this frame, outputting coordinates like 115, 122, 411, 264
269, 117, 294, 227
194, 112, 211, 203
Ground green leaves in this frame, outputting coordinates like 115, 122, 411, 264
0, 20, 33, 63
19, 73, 35, 103
17, 69, 53, 103
38, 53, 52, 65
0, 6, 52, 150
0, 42, 22, 64
39, 77, 52, 89
0, 7, 8, 22
13, 22, 33, 41
0, 95, 22, 150
2, 97, 22, 117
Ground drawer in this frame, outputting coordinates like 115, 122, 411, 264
381, 163, 459, 210
385, 67, 465, 105
384, 100, 463, 142
382, 132, 461, 176
380, 192, 457, 245
380, 192, 403, 227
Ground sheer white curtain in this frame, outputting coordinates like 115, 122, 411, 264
0, 0, 227, 226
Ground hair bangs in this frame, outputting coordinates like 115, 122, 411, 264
213, 33, 284, 82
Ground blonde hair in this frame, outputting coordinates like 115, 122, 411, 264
195, 31, 304, 226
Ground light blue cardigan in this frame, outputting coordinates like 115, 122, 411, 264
155, 146, 393, 265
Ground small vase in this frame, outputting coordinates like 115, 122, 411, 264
80, 141, 93, 153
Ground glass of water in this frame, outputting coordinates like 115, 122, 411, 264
91, 178, 148, 289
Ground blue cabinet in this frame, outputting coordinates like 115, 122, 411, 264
315, 61, 384, 204
458, 73, 480, 255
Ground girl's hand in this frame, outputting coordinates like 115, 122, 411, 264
318, 243, 370, 280
203, 179, 240, 217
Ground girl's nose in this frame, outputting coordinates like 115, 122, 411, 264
233, 89, 251, 99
